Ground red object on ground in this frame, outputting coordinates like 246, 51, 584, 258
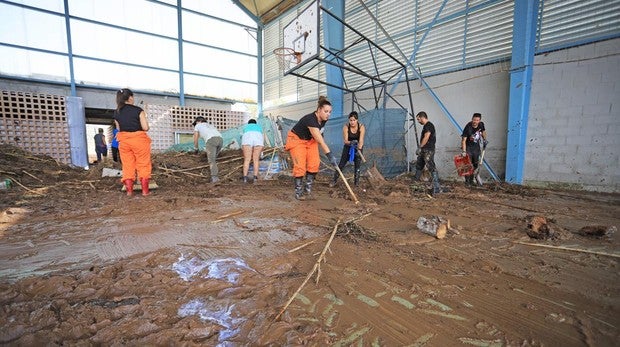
454, 154, 474, 176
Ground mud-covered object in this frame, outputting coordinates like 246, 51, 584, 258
526, 215, 555, 240
578, 225, 616, 238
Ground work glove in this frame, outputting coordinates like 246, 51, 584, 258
415, 148, 421, 156
326, 152, 338, 166
483, 140, 489, 149
349, 140, 358, 148
461, 151, 467, 157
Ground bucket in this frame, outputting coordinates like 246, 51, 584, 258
454, 154, 474, 176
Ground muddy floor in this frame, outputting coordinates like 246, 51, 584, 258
0, 145, 618, 346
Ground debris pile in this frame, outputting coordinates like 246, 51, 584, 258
336, 221, 378, 242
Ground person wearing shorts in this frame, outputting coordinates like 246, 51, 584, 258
241, 119, 264, 183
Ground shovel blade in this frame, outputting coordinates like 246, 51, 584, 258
364, 162, 386, 188
475, 173, 483, 186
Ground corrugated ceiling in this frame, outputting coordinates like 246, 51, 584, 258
234, 0, 303, 24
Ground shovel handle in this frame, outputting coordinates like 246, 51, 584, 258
356, 149, 367, 163
334, 165, 360, 204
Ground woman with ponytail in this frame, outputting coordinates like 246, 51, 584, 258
284, 96, 338, 200
113, 88, 152, 196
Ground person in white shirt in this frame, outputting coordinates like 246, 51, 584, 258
193, 116, 223, 183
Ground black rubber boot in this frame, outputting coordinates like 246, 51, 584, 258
304, 173, 315, 198
329, 172, 338, 187
431, 171, 442, 195
354, 169, 361, 186
294, 177, 304, 200
465, 175, 473, 185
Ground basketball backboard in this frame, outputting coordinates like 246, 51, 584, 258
281, 0, 319, 75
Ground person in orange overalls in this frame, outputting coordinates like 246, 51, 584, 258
285, 96, 339, 200
113, 88, 152, 196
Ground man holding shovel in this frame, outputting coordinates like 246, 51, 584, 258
460, 113, 487, 186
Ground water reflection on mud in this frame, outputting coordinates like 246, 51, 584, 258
178, 299, 241, 343
172, 255, 255, 283
173, 255, 256, 344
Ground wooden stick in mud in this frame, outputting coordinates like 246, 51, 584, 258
7, 178, 45, 196
222, 164, 243, 179
212, 210, 245, 223
159, 164, 211, 173
334, 166, 359, 204
288, 239, 316, 253
514, 241, 620, 258
158, 166, 205, 178
22, 170, 43, 182
275, 219, 341, 321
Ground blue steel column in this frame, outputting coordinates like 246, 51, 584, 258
63, 0, 76, 96
66, 96, 88, 168
257, 26, 263, 118
506, 0, 540, 183
177, 0, 185, 106
323, 0, 344, 118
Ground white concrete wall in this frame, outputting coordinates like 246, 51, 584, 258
527, 38, 620, 192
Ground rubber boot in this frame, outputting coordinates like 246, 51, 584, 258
141, 178, 150, 196
431, 172, 442, 195
354, 169, 360, 186
304, 173, 315, 199
294, 177, 304, 200
253, 175, 258, 184
329, 172, 338, 187
123, 179, 134, 196
465, 175, 473, 186
413, 169, 423, 181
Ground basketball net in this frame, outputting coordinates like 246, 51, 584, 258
273, 47, 302, 74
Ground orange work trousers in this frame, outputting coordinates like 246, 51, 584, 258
116, 131, 152, 182
285, 131, 320, 177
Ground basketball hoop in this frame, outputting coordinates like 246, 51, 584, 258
273, 47, 302, 73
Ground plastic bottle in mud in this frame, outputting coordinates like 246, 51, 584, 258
0, 178, 12, 190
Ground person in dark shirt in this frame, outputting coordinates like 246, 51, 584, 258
460, 113, 487, 185
412, 111, 442, 195
284, 96, 338, 200
113, 88, 152, 196
93, 128, 107, 164
331, 111, 365, 187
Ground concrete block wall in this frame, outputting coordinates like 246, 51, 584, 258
0, 88, 247, 165
146, 104, 246, 153
0, 90, 71, 164
527, 38, 620, 192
